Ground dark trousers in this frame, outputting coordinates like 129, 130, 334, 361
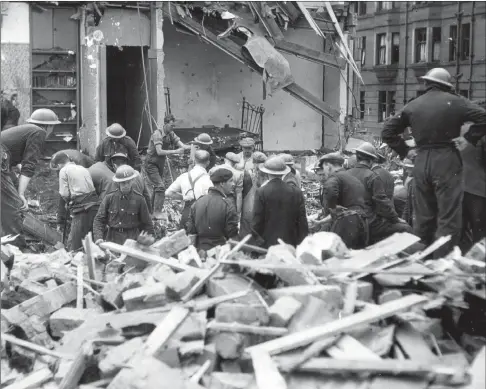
0, 170, 25, 246
68, 207, 98, 251
145, 155, 166, 192
413, 148, 463, 258
331, 213, 368, 250
369, 216, 412, 245
179, 200, 195, 231
461, 192, 486, 252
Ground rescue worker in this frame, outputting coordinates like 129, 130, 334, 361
252, 151, 268, 188
51, 149, 95, 169
52, 152, 99, 251
372, 151, 395, 200
460, 123, 486, 251
88, 152, 151, 208
382, 68, 486, 257
1, 89, 20, 131
235, 137, 255, 172
312, 152, 369, 249
95, 123, 142, 172
1, 109, 60, 246
280, 153, 302, 188
347, 142, 412, 244
252, 156, 308, 248
93, 165, 154, 245
188, 133, 217, 171
165, 150, 212, 231
145, 123, 191, 218
188, 168, 239, 251
401, 158, 416, 228
212, 152, 243, 216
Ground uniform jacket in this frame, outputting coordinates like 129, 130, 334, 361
283, 168, 302, 188
95, 136, 142, 171
93, 188, 154, 242
88, 161, 151, 208
371, 165, 395, 200
461, 135, 486, 198
251, 178, 308, 248
0, 124, 46, 177
382, 86, 486, 158
321, 169, 367, 213
347, 164, 399, 222
188, 187, 239, 251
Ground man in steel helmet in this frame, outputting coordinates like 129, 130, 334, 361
382, 67, 486, 257
0, 109, 60, 245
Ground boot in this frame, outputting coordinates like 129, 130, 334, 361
152, 191, 166, 219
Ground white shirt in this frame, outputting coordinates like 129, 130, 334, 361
59, 162, 96, 200
235, 152, 254, 172
166, 165, 212, 202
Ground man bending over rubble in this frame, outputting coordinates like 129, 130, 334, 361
52, 152, 99, 250
311, 152, 369, 249
93, 165, 154, 245
252, 156, 308, 248
188, 167, 238, 251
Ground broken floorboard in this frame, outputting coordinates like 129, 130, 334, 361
22, 213, 62, 246
164, 3, 340, 122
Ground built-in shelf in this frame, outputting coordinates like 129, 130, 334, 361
32, 50, 76, 55
32, 87, 77, 90
32, 104, 75, 108
33, 69, 76, 73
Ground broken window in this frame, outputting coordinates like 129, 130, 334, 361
449, 25, 457, 61
360, 91, 366, 119
432, 27, 441, 62
360, 36, 367, 66
387, 91, 396, 116
376, 33, 387, 65
461, 23, 470, 60
414, 28, 427, 63
358, 2, 367, 15
391, 33, 400, 64
378, 91, 387, 122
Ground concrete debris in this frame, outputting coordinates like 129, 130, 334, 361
1, 231, 485, 388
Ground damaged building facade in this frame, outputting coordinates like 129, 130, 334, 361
1, 1, 354, 155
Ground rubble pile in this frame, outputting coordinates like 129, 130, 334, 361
1, 230, 485, 389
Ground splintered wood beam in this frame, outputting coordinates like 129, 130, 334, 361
277, 1, 300, 23
250, 2, 285, 41
165, 4, 340, 122
274, 39, 346, 69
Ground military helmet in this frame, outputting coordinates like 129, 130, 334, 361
192, 133, 213, 145
26, 109, 61, 125
106, 123, 126, 139
420, 68, 453, 89
354, 142, 378, 160
279, 153, 295, 166
113, 165, 137, 182
259, 156, 290, 175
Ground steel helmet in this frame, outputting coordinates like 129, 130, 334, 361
193, 133, 213, 145
420, 68, 453, 89
106, 123, 126, 139
110, 152, 128, 161
279, 153, 295, 166
252, 151, 267, 164
239, 137, 255, 147
259, 156, 290, 175
354, 142, 378, 160
26, 109, 61, 125
113, 165, 137, 182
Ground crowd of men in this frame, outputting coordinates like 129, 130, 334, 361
1, 67, 485, 256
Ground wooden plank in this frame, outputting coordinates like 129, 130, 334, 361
165, 4, 340, 122
251, 349, 287, 389
59, 343, 92, 389
277, 1, 300, 22
3, 368, 53, 389
207, 321, 288, 336
246, 294, 428, 355
76, 263, 84, 309
327, 335, 381, 360
22, 213, 62, 246
1, 333, 74, 360
395, 322, 438, 362
99, 241, 199, 273
274, 39, 345, 69
250, 2, 285, 41
83, 233, 98, 286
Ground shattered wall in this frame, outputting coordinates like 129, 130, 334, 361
163, 21, 326, 151
0, 2, 31, 125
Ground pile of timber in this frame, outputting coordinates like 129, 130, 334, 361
1, 230, 485, 389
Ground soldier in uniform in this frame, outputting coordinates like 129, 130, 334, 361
93, 165, 154, 245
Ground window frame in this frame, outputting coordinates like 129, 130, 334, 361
391, 32, 400, 64
376, 33, 387, 65
360, 91, 366, 119
431, 27, 441, 62
449, 25, 457, 61
361, 36, 367, 66
378, 91, 387, 123
414, 27, 427, 63
358, 2, 367, 15
461, 23, 470, 60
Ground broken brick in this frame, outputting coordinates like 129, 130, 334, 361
268, 284, 343, 307
213, 332, 247, 359
49, 308, 100, 338
296, 231, 349, 265
288, 296, 340, 333
215, 303, 269, 326
122, 283, 170, 311
378, 290, 403, 305
101, 273, 145, 308
178, 245, 203, 267
165, 270, 201, 301
152, 229, 191, 258
204, 372, 254, 389
206, 274, 266, 306
268, 296, 302, 327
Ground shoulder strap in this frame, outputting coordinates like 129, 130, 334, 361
185, 171, 206, 198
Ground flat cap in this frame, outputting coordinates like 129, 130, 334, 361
210, 167, 233, 183
318, 152, 345, 167
239, 137, 255, 147
225, 152, 240, 164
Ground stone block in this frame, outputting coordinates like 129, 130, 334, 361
378, 290, 403, 305
165, 270, 200, 301
178, 245, 203, 267
297, 232, 349, 265
101, 273, 145, 308
205, 372, 254, 389
215, 303, 269, 325
288, 296, 339, 333
122, 283, 169, 311
334, 280, 373, 302
49, 308, 100, 338
99, 337, 144, 377
152, 229, 191, 258
268, 296, 302, 327
268, 284, 343, 308
206, 274, 266, 305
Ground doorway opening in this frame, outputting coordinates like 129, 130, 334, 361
106, 45, 151, 147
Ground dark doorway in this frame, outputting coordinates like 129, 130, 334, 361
106, 45, 151, 147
